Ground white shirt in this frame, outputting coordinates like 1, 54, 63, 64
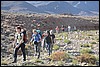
15, 32, 23, 44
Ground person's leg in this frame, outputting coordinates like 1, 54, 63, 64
48, 43, 51, 56
36, 44, 38, 53
34, 44, 38, 56
21, 43, 26, 61
46, 43, 48, 51
13, 45, 20, 63
51, 43, 53, 54
37, 42, 41, 59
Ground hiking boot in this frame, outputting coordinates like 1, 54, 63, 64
34, 53, 37, 56
37, 55, 40, 59
12, 61, 17, 63
23, 59, 26, 61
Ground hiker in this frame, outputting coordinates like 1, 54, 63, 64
74, 26, 76, 31
55, 26, 59, 34
30, 29, 41, 59
61, 25, 65, 32
68, 25, 71, 32
12, 26, 26, 63
50, 30, 55, 44
45, 30, 52, 56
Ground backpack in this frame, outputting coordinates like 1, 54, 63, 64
36, 30, 42, 37
22, 30, 28, 43
32, 33, 41, 45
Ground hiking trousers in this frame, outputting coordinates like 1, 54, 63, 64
34, 42, 41, 58
13, 43, 26, 62
47, 43, 52, 56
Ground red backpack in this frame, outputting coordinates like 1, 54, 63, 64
23, 30, 28, 43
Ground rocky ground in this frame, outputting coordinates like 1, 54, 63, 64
1, 11, 99, 66
1, 30, 99, 66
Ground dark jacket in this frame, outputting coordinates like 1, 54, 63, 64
45, 35, 52, 43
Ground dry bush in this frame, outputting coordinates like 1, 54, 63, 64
76, 53, 97, 64
50, 51, 70, 61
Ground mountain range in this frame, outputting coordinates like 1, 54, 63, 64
1, 1, 99, 16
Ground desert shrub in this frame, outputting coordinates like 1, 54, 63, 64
53, 45, 60, 50
55, 37, 62, 40
91, 42, 97, 44
77, 53, 97, 64
80, 48, 92, 54
64, 39, 71, 44
96, 38, 99, 42
50, 51, 70, 61
1, 60, 8, 65
62, 33, 68, 37
87, 34, 93, 36
95, 56, 99, 61
57, 60, 64, 66
72, 59, 78, 65
35, 59, 43, 63
81, 43, 92, 47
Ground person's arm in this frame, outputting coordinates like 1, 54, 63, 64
30, 36, 34, 42
13, 38, 17, 48
13, 34, 17, 48
53, 34, 55, 43
38, 34, 42, 42
29, 35, 34, 45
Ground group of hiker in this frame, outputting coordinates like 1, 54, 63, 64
12, 26, 55, 63
55, 25, 76, 33
12, 24, 77, 63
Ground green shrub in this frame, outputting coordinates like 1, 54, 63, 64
64, 39, 71, 44
35, 59, 43, 63
1, 60, 8, 65
50, 51, 70, 61
91, 42, 97, 44
88, 34, 93, 36
72, 59, 78, 65
96, 38, 99, 42
77, 53, 97, 64
95, 56, 99, 61
55, 37, 62, 40
53, 45, 60, 50
80, 48, 92, 54
81, 43, 92, 47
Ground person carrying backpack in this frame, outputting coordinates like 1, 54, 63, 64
30, 29, 41, 59
12, 26, 26, 63
45, 30, 52, 56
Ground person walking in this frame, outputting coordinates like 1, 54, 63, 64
55, 26, 59, 34
30, 29, 41, 59
45, 30, 52, 56
12, 26, 26, 63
